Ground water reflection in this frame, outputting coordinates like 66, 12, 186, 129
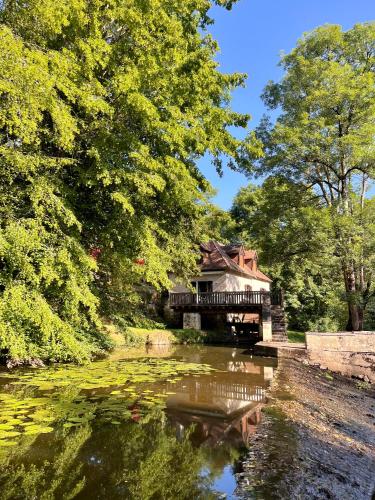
0, 346, 276, 499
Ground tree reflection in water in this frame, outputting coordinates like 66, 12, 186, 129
0, 347, 276, 499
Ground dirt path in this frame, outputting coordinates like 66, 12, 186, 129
236, 359, 375, 499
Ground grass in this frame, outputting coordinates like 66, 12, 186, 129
105, 324, 210, 348
287, 330, 306, 343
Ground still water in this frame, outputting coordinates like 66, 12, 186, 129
0, 346, 277, 499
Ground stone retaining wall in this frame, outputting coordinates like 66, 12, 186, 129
306, 331, 375, 383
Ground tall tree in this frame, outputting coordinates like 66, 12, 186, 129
231, 177, 345, 331
252, 23, 375, 330
0, 0, 258, 363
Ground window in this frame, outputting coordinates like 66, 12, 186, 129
191, 281, 213, 293
197, 281, 213, 293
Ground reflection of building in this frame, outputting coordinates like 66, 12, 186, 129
165, 367, 273, 416
165, 357, 275, 450
168, 402, 263, 450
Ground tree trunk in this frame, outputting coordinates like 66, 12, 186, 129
343, 264, 363, 331
346, 301, 362, 331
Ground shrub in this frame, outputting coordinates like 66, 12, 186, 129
306, 317, 340, 332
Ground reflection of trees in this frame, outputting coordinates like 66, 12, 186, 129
0, 425, 90, 500
0, 350, 273, 499
75, 409, 221, 500
1, 406, 247, 500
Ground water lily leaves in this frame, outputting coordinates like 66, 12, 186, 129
0, 424, 14, 431
63, 423, 80, 429
0, 440, 17, 447
0, 431, 21, 439
23, 426, 54, 436
0, 357, 214, 450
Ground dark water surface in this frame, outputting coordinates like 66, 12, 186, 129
0, 346, 277, 499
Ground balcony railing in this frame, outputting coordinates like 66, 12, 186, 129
169, 291, 281, 308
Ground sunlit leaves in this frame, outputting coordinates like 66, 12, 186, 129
249, 22, 375, 329
0, 0, 255, 362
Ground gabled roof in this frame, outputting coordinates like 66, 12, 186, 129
199, 241, 272, 283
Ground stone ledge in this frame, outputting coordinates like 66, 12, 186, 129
254, 341, 306, 360
305, 331, 375, 382
306, 331, 375, 353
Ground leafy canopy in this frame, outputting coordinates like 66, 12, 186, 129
0, 0, 258, 362
249, 23, 375, 330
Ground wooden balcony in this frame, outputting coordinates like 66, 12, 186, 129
169, 291, 281, 310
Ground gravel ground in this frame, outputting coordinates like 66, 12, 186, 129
236, 358, 375, 499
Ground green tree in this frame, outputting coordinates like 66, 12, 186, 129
231, 177, 346, 330
0, 0, 258, 362
201, 203, 237, 243
251, 23, 375, 330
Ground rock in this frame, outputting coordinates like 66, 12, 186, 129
5, 357, 45, 369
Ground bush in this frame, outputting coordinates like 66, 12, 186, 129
112, 314, 165, 331
306, 317, 340, 332
121, 329, 145, 347
108, 321, 210, 348
170, 329, 207, 344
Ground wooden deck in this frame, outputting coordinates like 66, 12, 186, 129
169, 291, 281, 310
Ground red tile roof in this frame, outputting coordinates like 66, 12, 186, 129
199, 241, 272, 283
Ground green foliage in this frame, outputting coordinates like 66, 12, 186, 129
0, 0, 256, 363
114, 325, 209, 347
306, 317, 340, 333
246, 23, 375, 330
231, 177, 344, 330
201, 203, 238, 243
170, 328, 208, 344
127, 317, 166, 331
356, 380, 372, 390
121, 329, 145, 348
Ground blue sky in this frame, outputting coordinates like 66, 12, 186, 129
200, 0, 375, 209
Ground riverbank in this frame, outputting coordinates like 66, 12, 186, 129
237, 358, 375, 499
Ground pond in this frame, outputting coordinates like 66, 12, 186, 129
0, 345, 277, 499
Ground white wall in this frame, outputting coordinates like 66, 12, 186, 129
171, 272, 226, 293
170, 271, 270, 293
224, 273, 270, 292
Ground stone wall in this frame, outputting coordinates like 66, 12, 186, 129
306, 331, 375, 383
183, 312, 201, 330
